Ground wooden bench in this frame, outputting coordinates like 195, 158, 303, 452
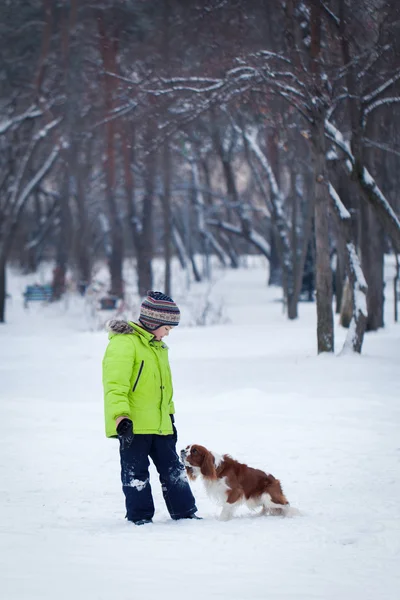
99, 296, 119, 310
23, 284, 53, 307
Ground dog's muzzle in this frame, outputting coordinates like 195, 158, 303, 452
180, 449, 187, 463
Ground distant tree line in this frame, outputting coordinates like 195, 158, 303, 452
0, 0, 399, 354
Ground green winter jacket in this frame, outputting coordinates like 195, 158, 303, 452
102, 320, 175, 437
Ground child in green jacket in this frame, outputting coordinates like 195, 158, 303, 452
102, 291, 199, 525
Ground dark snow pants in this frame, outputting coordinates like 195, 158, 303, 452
119, 434, 197, 522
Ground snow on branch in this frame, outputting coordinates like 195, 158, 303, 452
207, 219, 271, 258
328, 183, 351, 220
270, 80, 308, 101
225, 66, 259, 79
363, 138, 400, 159
356, 46, 391, 82
13, 142, 61, 218
145, 80, 225, 96
362, 96, 400, 127
321, 2, 340, 26
362, 70, 400, 104
252, 50, 293, 66
268, 71, 308, 90
9, 117, 62, 211
361, 167, 400, 229
0, 104, 42, 135
92, 101, 138, 129
159, 76, 222, 85
324, 120, 354, 167
272, 90, 313, 123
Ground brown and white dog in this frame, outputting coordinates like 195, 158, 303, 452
181, 444, 290, 521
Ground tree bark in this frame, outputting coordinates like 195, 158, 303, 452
313, 120, 334, 353
74, 156, 91, 287
52, 167, 70, 301
310, 0, 334, 352
98, 12, 124, 298
162, 0, 172, 295
0, 259, 5, 323
335, 240, 345, 315
217, 231, 240, 269
162, 141, 172, 296
329, 183, 368, 353
360, 202, 384, 330
394, 252, 399, 323
137, 133, 155, 296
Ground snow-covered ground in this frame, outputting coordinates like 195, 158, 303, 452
1, 259, 399, 600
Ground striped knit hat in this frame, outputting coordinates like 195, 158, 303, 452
139, 291, 180, 331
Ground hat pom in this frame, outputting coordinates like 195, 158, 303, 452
147, 291, 174, 302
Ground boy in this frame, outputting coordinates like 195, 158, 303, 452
102, 291, 199, 525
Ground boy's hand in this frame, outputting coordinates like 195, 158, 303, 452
116, 418, 134, 450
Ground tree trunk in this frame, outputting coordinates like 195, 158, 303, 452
292, 191, 315, 308
218, 231, 239, 269
0, 259, 5, 323
75, 189, 91, 288
73, 140, 92, 289
162, 0, 172, 295
162, 142, 172, 296
190, 254, 202, 283
335, 241, 345, 315
266, 130, 284, 289
360, 202, 385, 330
137, 132, 155, 296
268, 227, 282, 286
122, 127, 153, 298
105, 110, 124, 298
172, 220, 188, 270
360, 114, 385, 330
328, 182, 367, 353
313, 121, 334, 353
394, 252, 399, 323
52, 167, 70, 301
310, 0, 334, 352
98, 12, 124, 298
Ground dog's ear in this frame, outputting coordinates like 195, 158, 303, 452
200, 452, 217, 479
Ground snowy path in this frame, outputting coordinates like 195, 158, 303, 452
1, 265, 400, 599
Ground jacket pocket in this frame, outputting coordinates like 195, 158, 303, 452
132, 360, 144, 392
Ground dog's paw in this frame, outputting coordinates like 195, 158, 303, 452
283, 506, 302, 518
261, 505, 301, 518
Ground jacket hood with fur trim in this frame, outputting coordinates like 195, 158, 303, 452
106, 319, 134, 334
106, 320, 157, 343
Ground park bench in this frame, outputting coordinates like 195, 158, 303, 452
99, 295, 119, 310
23, 284, 53, 307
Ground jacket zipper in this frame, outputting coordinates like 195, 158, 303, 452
132, 360, 144, 392
153, 347, 166, 433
